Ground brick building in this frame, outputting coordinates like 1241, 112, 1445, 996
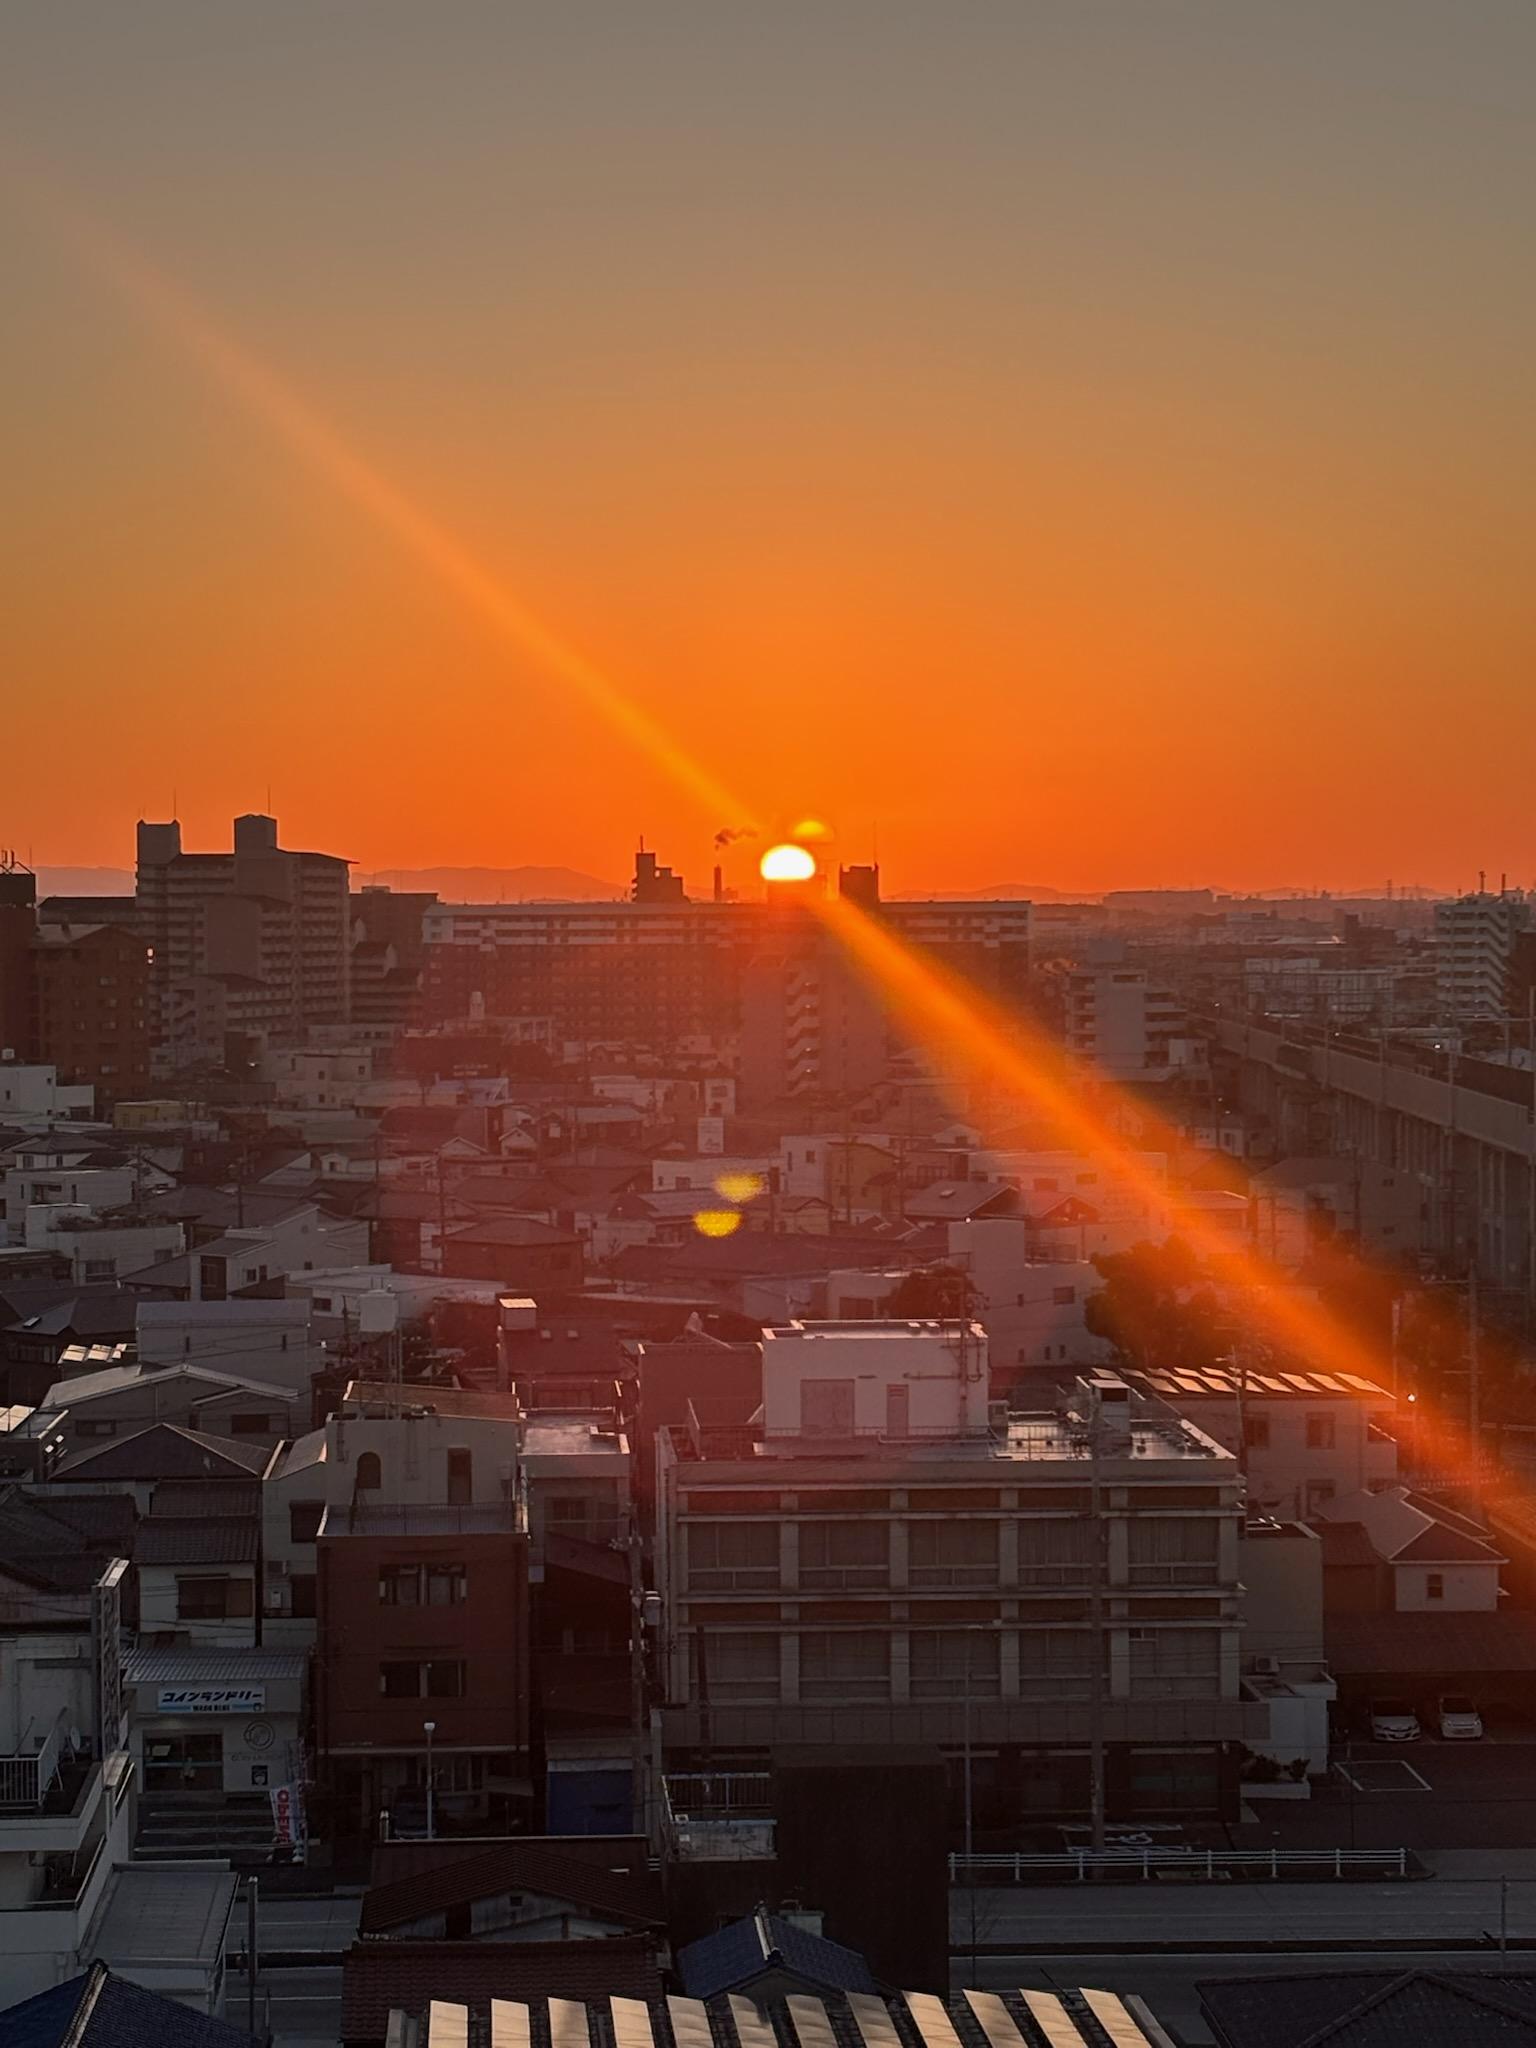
34, 921, 153, 1107
315, 1502, 531, 1839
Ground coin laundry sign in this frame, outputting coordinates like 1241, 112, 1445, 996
157, 1687, 266, 1714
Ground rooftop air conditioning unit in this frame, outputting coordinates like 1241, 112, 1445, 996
1252, 1655, 1281, 1678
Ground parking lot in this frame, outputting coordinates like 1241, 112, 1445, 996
1227, 1737, 1536, 1854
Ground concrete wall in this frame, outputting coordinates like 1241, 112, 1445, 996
761, 1321, 990, 1438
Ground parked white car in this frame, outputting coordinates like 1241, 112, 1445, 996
1368, 1698, 1421, 1742
1435, 1694, 1484, 1740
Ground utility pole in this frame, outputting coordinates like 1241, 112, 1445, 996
1468, 1263, 1481, 1480
627, 1496, 648, 1835
423, 1719, 436, 1840
1086, 1403, 1107, 1853
245, 1876, 259, 2039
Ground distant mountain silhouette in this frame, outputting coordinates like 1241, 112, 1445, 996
37, 867, 135, 897
360, 865, 623, 902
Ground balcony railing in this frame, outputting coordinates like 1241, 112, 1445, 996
798, 1566, 890, 1590
1125, 1564, 1222, 1587
0, 1718, 66, 1810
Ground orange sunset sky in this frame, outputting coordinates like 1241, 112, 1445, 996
2, 3, 1533, 896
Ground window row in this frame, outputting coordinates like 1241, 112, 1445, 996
698, 1626, 1224, 1702
379, 1658, 468, 1699
686, 1516, 1221, 1590
379, 1563, 468, 1606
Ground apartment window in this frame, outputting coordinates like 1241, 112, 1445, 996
1016, 1518, 1095, 1583
82, 1260, 115, 1284
289, 1501, 324, 1544
177, 1576, 254, 1621
354, 1451, 383, 1491
427, 1564, 468, 1605
1243, 1415, 1270, 1450
799, 1631, 890, 1701
798, 1520, 888, 1589
1426, 1572, 1445, 1601
907, 1520, 998, 1588
688, 1522, 779, 1590
1305, 1414, 1336, 1450
909, 1628, 1001, 1700
290, 1574, 317, 1619
1052, 1285, 1076, 1306
1128, 1627, 1222, 1698
379, 1659, 467, 1699
1128, 1518, 1221, 1585
229, 1413, 272, 1436
75, 1419, 117, 1439
379, 1562, 468, 1606
1018, 1629, 1100, 1699
702, 1631, 781, 1701
446, 1448, 473, 1505
379, 1565, 422, 1606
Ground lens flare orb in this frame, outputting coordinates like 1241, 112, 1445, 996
693, 1208, 743, 1239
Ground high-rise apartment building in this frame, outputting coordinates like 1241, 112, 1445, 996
349, 885, 438, 1031
1434, 889, 1531, 1022
135, 814, 350, 1069
1065, 964, 1192, 1078
656, 1328, 1260, 1827
421, 852, 1031, 1063
0, 863, 38, 1060
33, 921, 153, 1108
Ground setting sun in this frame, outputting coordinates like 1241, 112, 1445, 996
759, 842, 817, 883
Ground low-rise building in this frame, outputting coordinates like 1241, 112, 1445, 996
315, 1502, 531, 1841
0, 1549, 135, 2007
23, 1208, 184, 1285
1317, 1485, 1506, 1611
656, 1326, 1262, 1828
0, 1063, 94, 1125
123, 1646, 306, 1805
1127, 1363, 1398, 1521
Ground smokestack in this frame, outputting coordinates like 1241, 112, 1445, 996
713, 865, 723, 903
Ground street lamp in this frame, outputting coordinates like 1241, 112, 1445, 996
423, 1720, 436, 1841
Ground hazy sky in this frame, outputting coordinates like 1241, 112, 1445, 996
2, 2, 1533, 893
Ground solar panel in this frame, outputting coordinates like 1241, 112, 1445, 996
490, 2004, 531, 2048
612, 1999, 657, 2048
668, 1995, 716, 2048
728, 1996, 780, 2048
786, 1998, 840, 2048
902, 1992, 965, 2048
961, 1990, 1026, 2048
428, 2004, 470, 2048
846, 1993, 905, 2048
550, 1999, 592, 2048
1019, 1992, 1087, 2048
1079, 1990, 1153, 2047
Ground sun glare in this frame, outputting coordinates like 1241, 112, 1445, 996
760, 842, 817, 882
